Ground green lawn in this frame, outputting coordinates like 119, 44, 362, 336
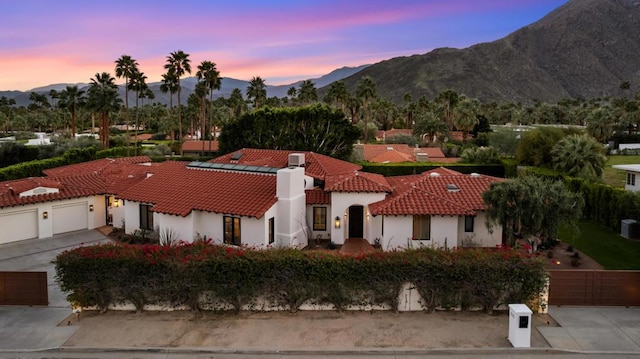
558, 220, 640, 270
603, 155, 640, 188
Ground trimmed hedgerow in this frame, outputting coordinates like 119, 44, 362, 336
359, 162, 506, 178
54, 242, 546, 314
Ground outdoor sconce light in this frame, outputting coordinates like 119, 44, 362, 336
113, 199, 120, 208
335, 216, 341, 229
89, 204, 94, 212
42, 211, 48, 219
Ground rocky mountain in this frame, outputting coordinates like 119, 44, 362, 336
336, 0, 640, 103
1, 65, 369, 107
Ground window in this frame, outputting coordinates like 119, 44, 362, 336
313, 207, 327, 231
412, 215, 430, 240
464, 216, 475, 233
224, 216, 241, 245
268, 217, 275, 245
140, 204, 154, 230
627, 173, 636, 186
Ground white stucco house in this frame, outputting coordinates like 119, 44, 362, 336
0, 149, 503, 250
0, 156, 151, 244
612, 164, 640, 192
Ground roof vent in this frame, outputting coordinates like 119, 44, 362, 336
387, 146, 394, 151
446, 183, 460, 192
429, 172, 440, 177
470, 172, 481, 177
230, 151, 244, 162
288, 153, 305, 167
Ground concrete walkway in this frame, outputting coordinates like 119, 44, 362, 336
0, 229, 109, 349
539, 306, 640, 352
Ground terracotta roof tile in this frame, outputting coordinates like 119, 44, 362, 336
0, 177, 98, 209
182, 141, 219, 152
369, 150, 413, 163
211, 149, 361, 180
417, 147, 446, 158
306, 188, 331, 205
362, 144, 415, 162
118, 163, 278, 218
370, 169, 502, 216
43, 156, 151, 177
325, 171, 392, 193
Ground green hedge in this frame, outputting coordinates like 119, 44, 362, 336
54, 243, 546, 314
359, 162, 506, 177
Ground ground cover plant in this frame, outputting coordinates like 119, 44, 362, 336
54, 242, 546, 315
559, 220, 640, 270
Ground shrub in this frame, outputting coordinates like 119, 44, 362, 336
54, 243, 547, 314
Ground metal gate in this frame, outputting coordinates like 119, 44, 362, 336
548, 270, 640, 306
0, 272, 48, 306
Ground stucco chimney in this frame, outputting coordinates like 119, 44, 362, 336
276, 166, 306, 248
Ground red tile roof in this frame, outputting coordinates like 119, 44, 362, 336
375, 129, 413, 141
118, 162, 278, 218
131, 133, 153, 141
43, 156, 151, 177
369, 169, 502, 216
182, 140, 219, 153
306, 188, 331, 205
417, 147, 446, 158
359, 144, 447, 163
211, 149, 361, 180
325, 171, 392, 193
369, 150, 413, 163
0, 177, 98, 209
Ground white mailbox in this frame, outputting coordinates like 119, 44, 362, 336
508, 303, 532, 348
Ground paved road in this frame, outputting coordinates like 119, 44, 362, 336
0, 350, 640, 359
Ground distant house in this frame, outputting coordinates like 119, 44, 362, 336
0, 149, 501, 250
612, 164, 640, 192
375, 129, 413, 142
352, 143, 458, 164
182, 141, 219, 156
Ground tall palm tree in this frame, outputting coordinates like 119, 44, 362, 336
87, 72, 121, 148
228, 88, 247, 118
164, 50, 191, 143
115, 55, 139, 133
196, 60, 222, 144
298, 80, 317, 105
129, 70, 148, 154
436, 89, 460, 130
287, 86, 297, 105
453, 98, 479, 143
160, 69, 179, 140
58, 85, 86, 139
246, 76, 267, 109
356, 76, 377, 142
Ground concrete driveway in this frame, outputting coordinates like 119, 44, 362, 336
0, 229, 109, 350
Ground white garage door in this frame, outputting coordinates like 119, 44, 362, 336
0, 209, 38, 244
52, 202, 88, 234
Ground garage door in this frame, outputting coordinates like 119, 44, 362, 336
0, 209, 38, 244
52, 202, 88, 234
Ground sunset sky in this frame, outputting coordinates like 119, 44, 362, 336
0, 0, 568, 91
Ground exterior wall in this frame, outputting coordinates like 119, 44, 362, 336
0, 196, 106, 244
330, 192, 386, 245
380, 215, 413, 250
111, 199, 125, 229
191, 209, 275, 248
457, 211, 502, 248
625, 171, 640, 193
123, 200, 140, 234
430, 215, 458, 249
381, 214, 483, 250
156, 212, 193, 242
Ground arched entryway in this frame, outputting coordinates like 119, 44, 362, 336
348, 205, 364, 238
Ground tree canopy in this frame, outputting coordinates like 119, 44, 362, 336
218, 104, 360, 159
482, 175, 584, 246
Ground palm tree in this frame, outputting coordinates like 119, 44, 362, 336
413, 109, 448, 143
228, 88, 247, 118
436, 89, 460, 130
196, 60, 222, 145
403, 93, 414, 129
287, 86, 297, 105
551, 134, 607, 181
586, 107, 614, 143
453, 98, 479, 142
87, 72, 121, 148
58, 85, 85, 138
356, 76, 377, 142
164, 50, 191, 142
298, 80, 317, 105
115, 55, 139, 133
129, 70, 148, 153
160, 69, 179, 140
246, 76, 267, 109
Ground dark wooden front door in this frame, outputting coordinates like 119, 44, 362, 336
348, 205, 364, 238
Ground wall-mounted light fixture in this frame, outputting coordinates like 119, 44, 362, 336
113, 199, 120, 208
89, 204, 94, 212
42, 211, 48, 219
334, 216, 341, 229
